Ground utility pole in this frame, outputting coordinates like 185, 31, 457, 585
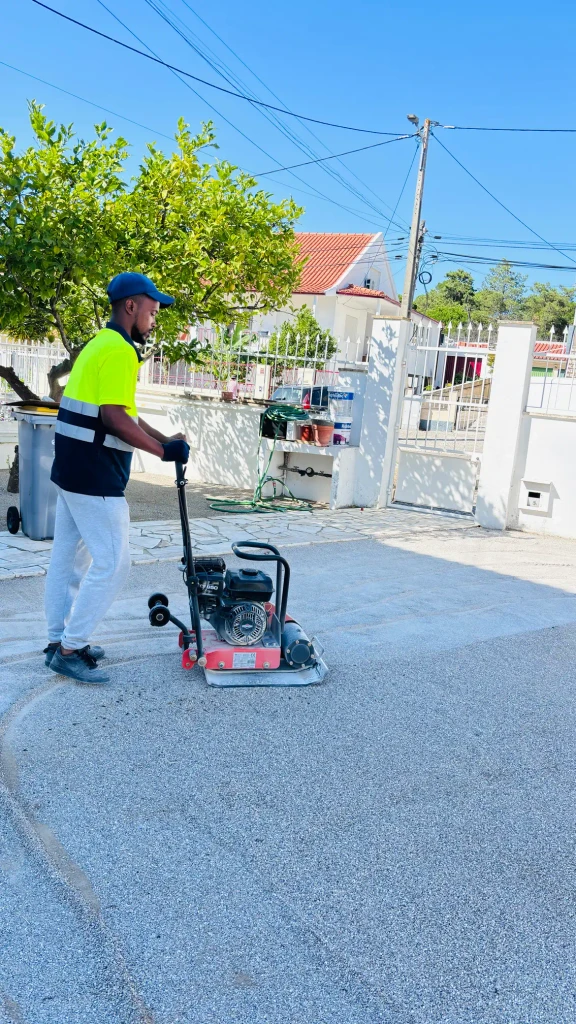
400, 117, 432, 319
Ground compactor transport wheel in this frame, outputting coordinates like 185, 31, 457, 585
149, 604, 171, 627
148, 592, 169, 610
7, 506, 20, 535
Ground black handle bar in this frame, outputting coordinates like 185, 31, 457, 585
232, 541, 290, 631
175, 461, 204, 660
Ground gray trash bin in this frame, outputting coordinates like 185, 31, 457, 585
11, 409, 58, 540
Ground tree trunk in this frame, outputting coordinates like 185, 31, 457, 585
0, 365, 40, 403
47, 357, 73, 403
7, 445, 19, 494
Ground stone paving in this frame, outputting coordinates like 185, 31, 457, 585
0, 506, 473, 580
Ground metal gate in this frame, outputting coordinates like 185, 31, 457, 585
390, 321, 496, 515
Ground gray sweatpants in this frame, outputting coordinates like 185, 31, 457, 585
44, 487, 131, 650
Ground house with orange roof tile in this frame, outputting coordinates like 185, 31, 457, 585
251, 232, 435, 360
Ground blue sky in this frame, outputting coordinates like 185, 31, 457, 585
3, 0, 576, 295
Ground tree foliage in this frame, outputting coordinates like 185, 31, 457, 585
474, 262, 527, 321
115, 120, 304, 355
0, 104, 304, 399
524, 282, 576, 334
269, 305, 337, 366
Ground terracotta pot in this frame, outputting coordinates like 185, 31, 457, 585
313, 423, 334, 446
222, 391, 235, 402
300, 424, 313, 442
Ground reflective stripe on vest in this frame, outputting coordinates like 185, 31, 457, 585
103, 434, 134, 453
60, 395, 99, 418
55, 420, 96, 443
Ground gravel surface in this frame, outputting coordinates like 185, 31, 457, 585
3, 537, 576, 1022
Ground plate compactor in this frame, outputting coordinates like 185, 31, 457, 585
147, 462, 328, 687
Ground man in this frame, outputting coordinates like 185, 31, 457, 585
44, 272, 190, 683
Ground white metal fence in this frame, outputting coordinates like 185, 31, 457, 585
527, 328, 576, 417
0, 339, 68, 417
139, 334, 367, 401
399, 321, 496, 456
0, 333, 366, 414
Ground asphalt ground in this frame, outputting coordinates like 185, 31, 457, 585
2, 536, 576, 1023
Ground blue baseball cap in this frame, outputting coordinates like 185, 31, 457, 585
107, 272, 175, 308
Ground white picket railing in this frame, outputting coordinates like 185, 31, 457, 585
138, 334, 367, 400
527, 326, 576, 417
0, 339, 68, 417
0, 333, 368, 414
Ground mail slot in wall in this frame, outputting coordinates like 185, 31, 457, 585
520, 480, 552, 515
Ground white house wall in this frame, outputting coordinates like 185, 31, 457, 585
251, 295, 337, 336
251, 294, 400, 360
327, 233, 396, 298
515, 413, 576, 538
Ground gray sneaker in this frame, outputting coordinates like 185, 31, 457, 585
49, 646, 110, 683
44, 642, 105, 667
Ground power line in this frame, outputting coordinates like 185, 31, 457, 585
255, 134, 413, 175
384, 143, 419, 239
431, 133, 576, 269
94, 0, 407, 232
30, 0, 405, 136
429, 249, 576, 272
92, 1, 387, 233
8, 5, 409, 234
139, 0, 411, 230
170, 0, 413, 230
261, 175, 392, 227
0, 52, 378, 228
433, 238, 576, 252
0, 58, 175, 140
0, 51, 385, 231
433, 233, 576, 249
451, 124, 576, 133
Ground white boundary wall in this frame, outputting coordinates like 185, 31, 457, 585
475, 323, 536, 530
133, 392, 263, 489
353, 317, 412, 507
476, 321, 576, 539
133, 391, 360, 508
514, 414, 576, 538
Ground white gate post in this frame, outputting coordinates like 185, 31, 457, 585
353, 317, 412, 507
475, 321, 536, 530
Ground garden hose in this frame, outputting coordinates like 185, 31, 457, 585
209, 405, 315, 515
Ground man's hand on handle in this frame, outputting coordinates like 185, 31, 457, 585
161, 438, 190, 463
100, 408, 189, 462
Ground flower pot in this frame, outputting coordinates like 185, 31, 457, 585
222, 391, 235, 402
300, 424, 313, 443
313, 422, 334, 446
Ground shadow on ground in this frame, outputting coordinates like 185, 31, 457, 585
0, 468, 254, 524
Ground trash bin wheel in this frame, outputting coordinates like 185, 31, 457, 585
148, 592, 169, 609
7, 506, 20, 535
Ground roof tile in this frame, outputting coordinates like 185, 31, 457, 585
294, 232, 378, 293
336, 285, 399, 301
534, 341, 566, 356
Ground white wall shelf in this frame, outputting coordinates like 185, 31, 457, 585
260, 438, 358, 457
259, 438, 358, 508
